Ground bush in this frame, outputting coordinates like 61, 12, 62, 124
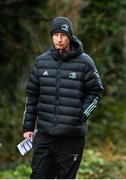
77, 149, 126, 179
0, 163, 31, 179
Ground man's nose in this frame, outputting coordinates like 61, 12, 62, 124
57, 34, 62, 41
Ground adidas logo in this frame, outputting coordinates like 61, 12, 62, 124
43, 70, 49, 76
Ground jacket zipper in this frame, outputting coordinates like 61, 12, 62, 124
54, 59, 61, 122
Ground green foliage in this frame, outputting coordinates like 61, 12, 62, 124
0, 0, 50, 163
0, 1, 126, 179
0, 93, 24, 162
0, 0, 50, 98
79, 0, 125, 42
0, 149, 126, 179
77, 149, 126, 179
0, 163, 31, 179
78, 0, 126, 149
78, 149, 105, 177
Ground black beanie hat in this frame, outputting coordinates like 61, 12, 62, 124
50, 16, 73, 39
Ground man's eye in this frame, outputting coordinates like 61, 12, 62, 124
62, 33, 66, 37
54, 33, 59, 37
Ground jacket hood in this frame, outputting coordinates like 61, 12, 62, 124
50, 35, 84, 61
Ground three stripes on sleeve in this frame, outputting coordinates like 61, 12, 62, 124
83, 96, 99, 117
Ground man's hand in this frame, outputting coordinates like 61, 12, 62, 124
23, 131, 34, 142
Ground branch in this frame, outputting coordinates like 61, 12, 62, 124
0, 0, 28, 5
0, 12, 52, 21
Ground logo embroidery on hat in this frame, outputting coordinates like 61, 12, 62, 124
61, 24, 69, 32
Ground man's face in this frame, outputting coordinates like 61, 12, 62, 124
52, 32, 70, 51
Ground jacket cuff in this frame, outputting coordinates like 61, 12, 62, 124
81, 113, 88, 122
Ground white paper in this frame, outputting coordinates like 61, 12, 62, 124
17, 138, 32, 156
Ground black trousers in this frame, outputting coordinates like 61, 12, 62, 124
30, 131, 85, 179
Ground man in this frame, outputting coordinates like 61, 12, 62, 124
23, 16, 104, 179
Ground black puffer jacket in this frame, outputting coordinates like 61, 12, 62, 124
23, 37, 104, 136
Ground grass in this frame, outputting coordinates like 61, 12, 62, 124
77, 149, 126, 179
0, 148, 126, 179
0, 163, 31, 179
